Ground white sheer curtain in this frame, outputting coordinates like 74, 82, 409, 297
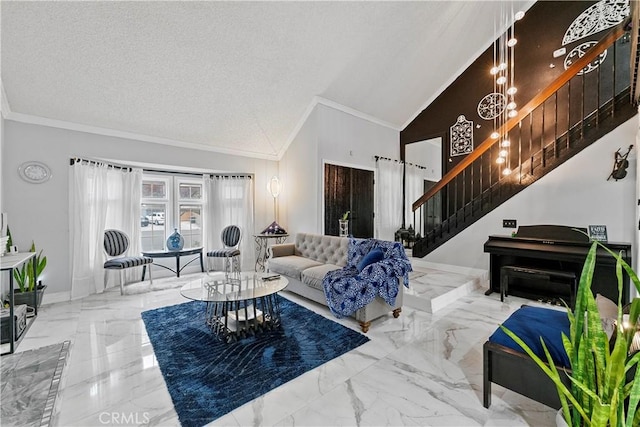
204, 175, 255, 271
405, 163, 425, 230
375, 158, 403, 240
69, 162, 142, 299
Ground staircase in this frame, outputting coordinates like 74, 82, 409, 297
411, 23, 637, 259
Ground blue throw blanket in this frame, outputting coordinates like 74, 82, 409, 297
322, 238, 412, 318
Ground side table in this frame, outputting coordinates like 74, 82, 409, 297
1, 252, 37, 355
253, 234, 288, 272
141, 247, 204, 279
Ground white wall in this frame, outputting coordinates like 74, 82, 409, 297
0, 116, 4, 216
425, 116, 638, 273
280, 103, 399, 236
2, 120, 279, 303
279, 107, 318, 235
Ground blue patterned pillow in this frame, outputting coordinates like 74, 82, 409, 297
356, 247, 385, 272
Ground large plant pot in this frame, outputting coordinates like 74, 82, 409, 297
556, 408, 569, 427
13, 283, 46, 309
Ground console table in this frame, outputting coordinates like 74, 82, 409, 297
1, 252, 36, 355
141, 247, 204, 279
253, 234, 288, 272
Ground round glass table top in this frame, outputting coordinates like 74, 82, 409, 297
180, 272, 288, 303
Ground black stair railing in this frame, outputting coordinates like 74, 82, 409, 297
411, 22, 632, 257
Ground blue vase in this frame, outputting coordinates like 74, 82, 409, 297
167, 228, 184, 251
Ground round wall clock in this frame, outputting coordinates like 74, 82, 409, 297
18, 161, 52, 183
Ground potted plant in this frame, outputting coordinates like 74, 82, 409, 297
5, 226, 12, 253
13, 241, 47, 309
502, 240, 640, 426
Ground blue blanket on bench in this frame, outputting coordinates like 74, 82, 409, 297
489, 305, 571, 368
322, 238, 412, 318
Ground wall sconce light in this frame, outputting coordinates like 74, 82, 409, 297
262, 176, 286, 234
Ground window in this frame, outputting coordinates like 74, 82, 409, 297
141, 174, 203, 251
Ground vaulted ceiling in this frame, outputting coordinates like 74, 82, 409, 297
1, 1, 533, 160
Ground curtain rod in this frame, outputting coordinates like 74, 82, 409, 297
71, 157, 252, 178
70, 157, 132, 172
374, 155, 427, 170
143, 168, 204, 177
208, 174, 253, 179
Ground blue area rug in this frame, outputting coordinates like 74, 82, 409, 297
142, 295, 369, 427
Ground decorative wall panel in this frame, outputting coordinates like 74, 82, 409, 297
450, 115, 473, 156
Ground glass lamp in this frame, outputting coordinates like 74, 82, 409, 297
262, 176, 286, 234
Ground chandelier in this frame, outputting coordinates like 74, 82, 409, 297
492, 6, 525, 176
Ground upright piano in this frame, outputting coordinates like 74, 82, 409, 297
484, 225, 631, 305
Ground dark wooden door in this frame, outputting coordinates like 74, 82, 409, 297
324, 164, 374, 238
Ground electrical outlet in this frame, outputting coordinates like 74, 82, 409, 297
503, 219, 517, 228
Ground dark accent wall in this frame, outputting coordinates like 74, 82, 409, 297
400, 1, 604, 175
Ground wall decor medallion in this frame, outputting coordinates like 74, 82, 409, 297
18, 161, 52, 183
450, 115, 474, 157
477, 93, 506, 121
564, 41, 608, 75
562, 0, 629, 46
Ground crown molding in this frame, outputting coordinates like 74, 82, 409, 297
2, 109, 280, 161
277, 96, 401, 159
1, 79, 278, 160
315, 96, 400, 131
1, 86, 396, 163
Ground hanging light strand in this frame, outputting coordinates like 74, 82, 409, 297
492, 3, 524, 176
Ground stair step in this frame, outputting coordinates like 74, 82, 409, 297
405, 258, 488, 313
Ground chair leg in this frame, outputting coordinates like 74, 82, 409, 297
120, 270, 124, 295
148, 265, 153, 284
232, 255, 240, 279
223, 256, 230, 279
235, 255, 240, 273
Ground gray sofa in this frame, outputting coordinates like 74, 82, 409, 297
267, 232, 404, 332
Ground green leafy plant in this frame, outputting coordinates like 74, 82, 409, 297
502, 240, 640, 426
341, 211, 350, 221
13, 241, 47, 293
5, 226, 12, 253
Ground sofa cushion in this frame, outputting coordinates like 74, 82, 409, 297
357, 247, 385, 272
268, 256, 322, 280
302, 264, 342, 291
295, 233, 348, 267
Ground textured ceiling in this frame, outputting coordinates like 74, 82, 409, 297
1, 1, 533, 160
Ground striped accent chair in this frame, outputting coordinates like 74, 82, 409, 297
207, 225, 242, 278
104, 229, 153, 294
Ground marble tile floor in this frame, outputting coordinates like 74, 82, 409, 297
3, 268, 558, 426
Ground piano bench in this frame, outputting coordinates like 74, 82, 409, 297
500, 266, 577, 307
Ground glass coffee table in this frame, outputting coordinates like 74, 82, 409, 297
180, 272, 288, 342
